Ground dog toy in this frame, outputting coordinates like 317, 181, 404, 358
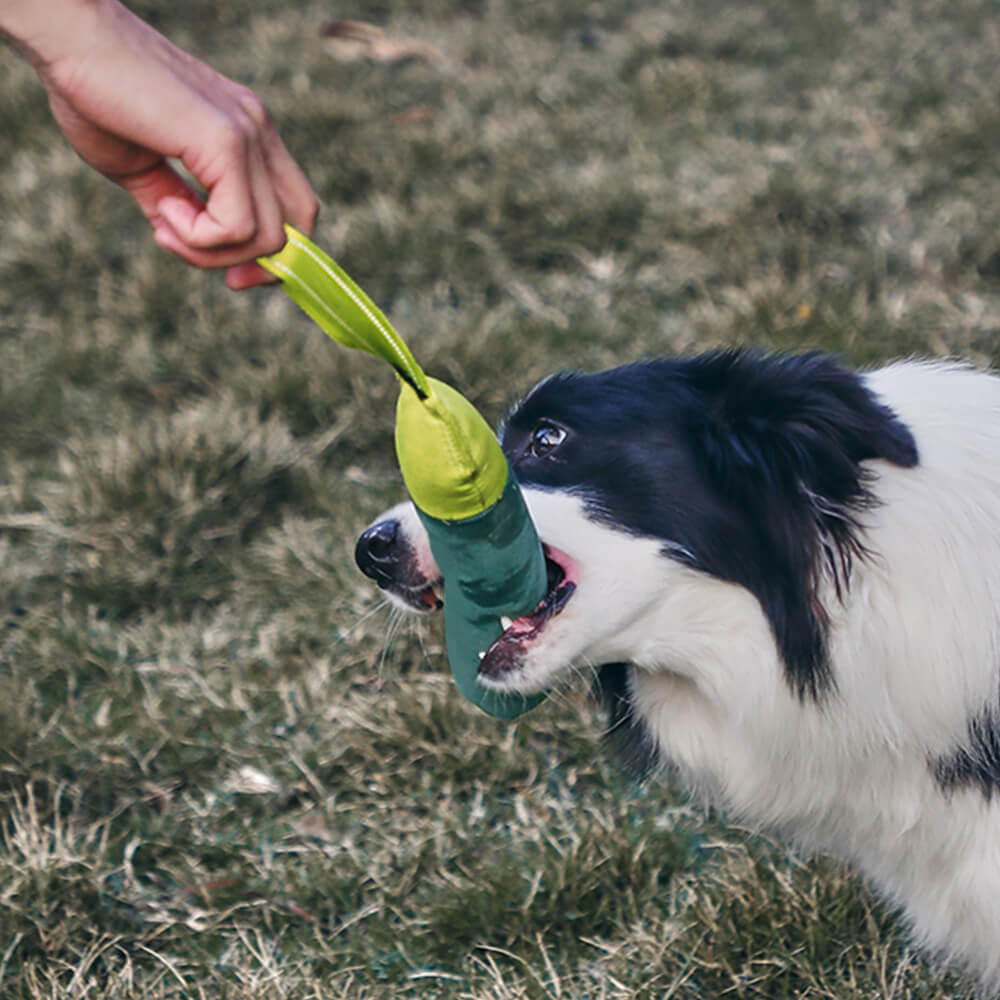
258, 226, 546, 719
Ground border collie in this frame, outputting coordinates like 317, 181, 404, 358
354, 350, 1000, 990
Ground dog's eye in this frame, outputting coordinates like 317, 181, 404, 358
528, 423, 566, 458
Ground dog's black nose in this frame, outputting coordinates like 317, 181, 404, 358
355, 519, 403, 582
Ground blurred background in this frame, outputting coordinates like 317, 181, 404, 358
1, 0, 998, 996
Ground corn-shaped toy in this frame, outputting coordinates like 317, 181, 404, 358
259, 227, 546, 718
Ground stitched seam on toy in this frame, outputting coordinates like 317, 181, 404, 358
264, 257, 358, 346
431, 391, 488, 514
286, 232, 417, 383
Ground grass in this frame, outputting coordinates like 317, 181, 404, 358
2, 0, 999, 995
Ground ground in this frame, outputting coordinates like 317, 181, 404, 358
1, 0, 998, 996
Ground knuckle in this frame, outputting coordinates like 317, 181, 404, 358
230, 217, 258, 244
304, 194, 320, 229
235, 90, 272, 132
257, 217, 286, 254
289, 198, 320, 238
217, 117, 251, 156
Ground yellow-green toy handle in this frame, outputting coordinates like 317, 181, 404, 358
258, 224, 429, 398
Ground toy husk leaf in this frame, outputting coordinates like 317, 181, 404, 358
395, 377, 508, 521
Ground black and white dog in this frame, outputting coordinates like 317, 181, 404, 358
355, 350, 1000, 989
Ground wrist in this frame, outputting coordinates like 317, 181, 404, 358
0, 0, 109, 68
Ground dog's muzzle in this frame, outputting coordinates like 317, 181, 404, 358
355, 516, 444, 611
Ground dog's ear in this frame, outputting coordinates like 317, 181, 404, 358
688, 351, 918, 501
684, 351, 918, 698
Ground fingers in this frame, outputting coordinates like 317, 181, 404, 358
23, 0, 319, 287
122, 150, 317, 278
224, 260, 275, 291
256, 114, 321, 236
118, 161, 203, 239
125, 101, 319, 285
119, 166, 259, 269
160, 127, 282, 257
165, 91, 317, 255
224, 121, 320, 290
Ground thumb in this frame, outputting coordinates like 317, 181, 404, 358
117, 160, 206, 240
119, 162, 271, 270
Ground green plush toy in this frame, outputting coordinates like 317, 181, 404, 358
259, 226, 546, 718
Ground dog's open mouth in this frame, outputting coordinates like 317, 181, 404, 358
376, 541, 577, 678
377, 574, 443, 612
478, 545, 577, 681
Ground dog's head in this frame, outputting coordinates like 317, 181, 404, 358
356, 351, 918, 703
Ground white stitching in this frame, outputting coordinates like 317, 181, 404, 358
266, 256, 356, 347
285, 233, 422, 388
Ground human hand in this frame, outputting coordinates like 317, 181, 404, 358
1, 0, 318, 289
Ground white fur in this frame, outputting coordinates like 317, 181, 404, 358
383, 360, 1000, 990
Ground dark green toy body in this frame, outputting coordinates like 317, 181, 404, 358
417, 473, 547, 719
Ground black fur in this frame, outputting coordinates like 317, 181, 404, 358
593, 663, 659, 778
932, 704, 1000, 799
502, 351, 919, 699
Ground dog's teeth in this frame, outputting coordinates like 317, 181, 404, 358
500, 615, 514, 631
477, 651, 485, 660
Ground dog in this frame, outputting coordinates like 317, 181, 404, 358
354, 350, 1000, 990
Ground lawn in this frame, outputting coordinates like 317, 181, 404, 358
1, 0, 998, 996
